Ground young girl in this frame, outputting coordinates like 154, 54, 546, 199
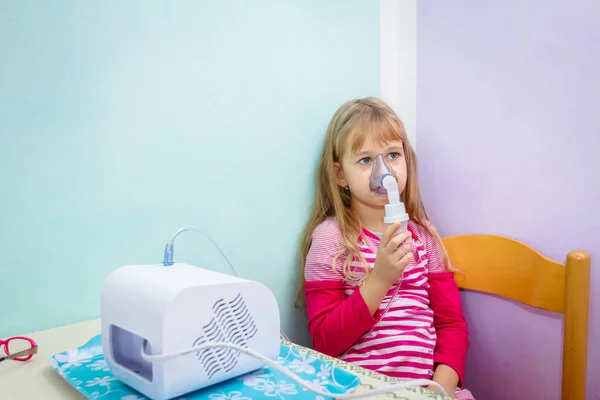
298, 97, 475, 399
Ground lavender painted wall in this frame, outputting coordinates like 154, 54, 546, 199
417, 1, 599, 399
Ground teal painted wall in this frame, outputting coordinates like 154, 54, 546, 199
0, 1, 380, 343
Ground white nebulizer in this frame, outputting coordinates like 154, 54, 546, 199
369, 153, 409, 236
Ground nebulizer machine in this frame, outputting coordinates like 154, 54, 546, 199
99, 156, 447, 400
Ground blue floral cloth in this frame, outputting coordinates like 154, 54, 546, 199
49, 335, 360, 400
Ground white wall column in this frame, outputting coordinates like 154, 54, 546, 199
380, 0, 417, 147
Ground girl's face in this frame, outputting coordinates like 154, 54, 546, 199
334, 138, 408, 210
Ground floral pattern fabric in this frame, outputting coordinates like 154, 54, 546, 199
48, 334, 360, 400
292, 342, 451, 400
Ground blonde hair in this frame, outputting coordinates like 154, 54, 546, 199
296, 97, 451, 306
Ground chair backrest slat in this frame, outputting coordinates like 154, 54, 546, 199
441, 234, 590, 399
442, 234, 565, 312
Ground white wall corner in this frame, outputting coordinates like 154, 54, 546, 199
380, 0, 417, 148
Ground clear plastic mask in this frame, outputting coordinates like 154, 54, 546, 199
369, 154, 397, 196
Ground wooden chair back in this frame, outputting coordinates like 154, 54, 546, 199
442, 234, 590, 400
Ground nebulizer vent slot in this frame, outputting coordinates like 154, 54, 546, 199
192, 293, 258, 379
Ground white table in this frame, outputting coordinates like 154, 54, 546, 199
0, 320, 449, 399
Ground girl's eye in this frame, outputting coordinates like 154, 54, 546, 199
388, 152, 400, 159
359, 157, 371, 164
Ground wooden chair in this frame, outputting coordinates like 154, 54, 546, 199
441, 234, 591, 400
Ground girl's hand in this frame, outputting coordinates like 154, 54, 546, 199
427, 384, 456, 399
371, 222, 413, 287
429, 364, 459, 399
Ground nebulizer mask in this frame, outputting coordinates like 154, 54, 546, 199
369, 154, 409, 235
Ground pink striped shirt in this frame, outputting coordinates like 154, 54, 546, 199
304, 217, 475, 399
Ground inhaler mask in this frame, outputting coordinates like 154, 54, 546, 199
367, 153, 409, 236
369, 154, 397, 196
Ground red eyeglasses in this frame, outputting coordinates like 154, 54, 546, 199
0, 336, 38, 362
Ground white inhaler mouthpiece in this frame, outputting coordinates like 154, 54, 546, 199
369, 154, 409, 236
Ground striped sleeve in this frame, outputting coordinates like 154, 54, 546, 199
418, 220, 469, 386
304, 218, 346, 282
304, 218, 380, 357
413, 220, 450, 274
429, 272, 469, 386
